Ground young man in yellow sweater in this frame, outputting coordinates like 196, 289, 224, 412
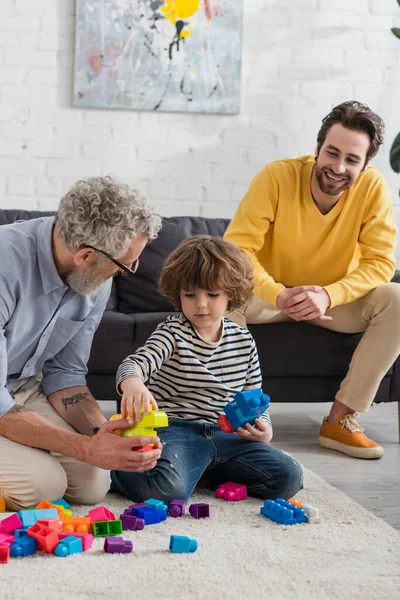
224, 100, 400, 460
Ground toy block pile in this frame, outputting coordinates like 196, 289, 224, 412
0, 482, 321, 563
0, 496, 210, 562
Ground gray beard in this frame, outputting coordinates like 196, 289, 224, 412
65, 268, 107, 296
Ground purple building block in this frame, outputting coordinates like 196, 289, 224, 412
189, 503, 210, 519
168, 499, 185, 518
104, 536, 133, 554
120, 514, 145, 531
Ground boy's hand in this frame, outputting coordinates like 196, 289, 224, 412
236, 418, 272, 443
120, 377, 158, 422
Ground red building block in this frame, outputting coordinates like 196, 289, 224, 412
27, 523, 59, 553
0, 546, 10, 564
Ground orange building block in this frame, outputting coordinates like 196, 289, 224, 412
0, 498, 6, 513
36, 500, 65, 519
288, 498, 303, 508
61, 517, 91, 534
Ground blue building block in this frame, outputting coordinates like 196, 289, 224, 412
225, 389, 270, 431
19, 508, 59, 527
55, 536, 83, 557
51, 498, 71, 509
260, 498, 307, 525
133, 506, 167, 524
144, 498, 168, 512
14, 528, 28, 538
10, 536, 37, 557
18, 510, 36, 528
169, 535, 198, 553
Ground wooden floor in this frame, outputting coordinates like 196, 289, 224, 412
101, 400, 400, 531
270, 401, 400, 530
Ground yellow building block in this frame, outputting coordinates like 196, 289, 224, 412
110, 408, 168, 439
0, 497, 6, 512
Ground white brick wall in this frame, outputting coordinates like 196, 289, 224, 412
0, 0, 399, 260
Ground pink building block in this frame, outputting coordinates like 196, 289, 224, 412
0, 533, 15, 546
58, 532, 94, 551
215, 482, 248, 502
86, 506, 116, 523
0, 513, 23, 534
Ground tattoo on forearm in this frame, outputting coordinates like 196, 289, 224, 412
8, 405, 31, 413
61, 392, 89, 409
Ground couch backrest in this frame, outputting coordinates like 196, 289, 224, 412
117, 216, 230, 314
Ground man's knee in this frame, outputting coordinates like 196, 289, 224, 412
371, 282, 400, 314
64, 464, 110, 505
1, 463, 68, 511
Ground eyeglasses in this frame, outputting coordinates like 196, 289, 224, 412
84, 245, 139, 277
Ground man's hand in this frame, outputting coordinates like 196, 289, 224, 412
236, 418, 272, 443
84, 418, 162, 472
120, 377, 158, 422
276, 286, 332, 322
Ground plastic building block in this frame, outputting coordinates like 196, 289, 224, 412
0, 513, 23, 535
27, 523, 59, 553
215, 482, 247, 502
51, 498, 71, 510
110, 407, 168, 442
92, 520, 123, 537
0, 533, 15, 546
120, 514, 145, 531
61, 517, 91, 534
168, 499, 185, 518
132, 506, 167, 524
55, 536, 83, 557
38, 519, 62, 533
189, 503, 210, 519
87, 506, 116, 523
10, 536, 37, 557
104, 536, 133, 554
0, 498, 5, 512
302, 503, 322, 524
260, 498, 307, 525
0, 546, 10, 563
18, 510, 37, 528
14, 529, 28, 538
144, 498, 168, 511
169, 535, 198, 553
58, 532, 94, 551
288, 498, 303, 508
218, 389, 270, 432
36, 500, 64, 519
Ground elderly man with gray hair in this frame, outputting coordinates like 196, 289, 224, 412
0, 176, 162, 510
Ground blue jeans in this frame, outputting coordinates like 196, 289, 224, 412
111, 420, 303, 504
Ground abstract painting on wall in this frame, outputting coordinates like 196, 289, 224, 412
73, 0, 243, 114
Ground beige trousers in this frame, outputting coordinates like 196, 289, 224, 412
0, 377, 110, 511
229, 283, 400, 414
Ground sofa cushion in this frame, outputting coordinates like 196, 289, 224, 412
117, 216, 229, 314
249, 321, 394, 377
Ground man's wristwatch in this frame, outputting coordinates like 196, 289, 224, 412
92, 426, 101, 436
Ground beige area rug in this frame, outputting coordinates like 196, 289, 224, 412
0, 468, 399, 600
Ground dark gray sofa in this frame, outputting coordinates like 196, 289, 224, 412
1, 209, 400, 411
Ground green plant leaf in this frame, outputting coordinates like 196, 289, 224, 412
392, 28, 400, 39
390, 133, 400, 173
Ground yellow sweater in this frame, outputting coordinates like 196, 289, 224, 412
224, 155, 397, 308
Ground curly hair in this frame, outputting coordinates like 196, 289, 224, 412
55, 176, 161, 257
159, 235, 254, 312
317, 101, 385, 165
